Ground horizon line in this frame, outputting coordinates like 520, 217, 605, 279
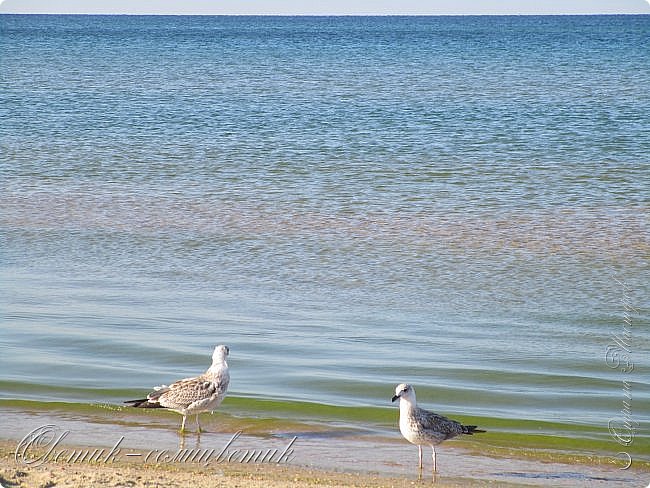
1, 12, 649, 16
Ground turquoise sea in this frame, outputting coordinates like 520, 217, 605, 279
1, 14, 649, 460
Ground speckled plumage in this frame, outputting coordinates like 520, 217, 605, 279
400, 404, 468, 445
126, 345, 230, 433
392, 383, 484, 477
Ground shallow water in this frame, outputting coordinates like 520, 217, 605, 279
2, 406, 647, 487
1, 14, 649, 458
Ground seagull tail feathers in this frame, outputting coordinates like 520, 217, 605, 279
124, 398, 163, 409
462, 425, 486, 435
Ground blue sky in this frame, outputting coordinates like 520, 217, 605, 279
1, 0, 649, 15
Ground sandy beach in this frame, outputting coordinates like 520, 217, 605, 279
0, 438, 614, 488
1, 405, 648, 488
1, 437, 647, 488
1, 446, 423, 488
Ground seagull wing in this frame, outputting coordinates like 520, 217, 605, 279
150, 376, 216, 409
416, 407, 465, 440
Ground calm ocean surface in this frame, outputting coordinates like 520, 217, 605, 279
1, 14, 649, 445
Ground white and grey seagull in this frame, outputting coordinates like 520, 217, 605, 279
125, 345, 230, 433
392, 383, 484, 478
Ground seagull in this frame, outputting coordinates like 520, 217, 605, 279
125, 345, 230, 433
392, 383, 484, 478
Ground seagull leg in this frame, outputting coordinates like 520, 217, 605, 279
432, 445, 437, 476
180, 415, 187, 434
196, 414, 202, 433
417, 445, 423, 479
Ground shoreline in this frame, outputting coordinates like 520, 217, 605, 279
2, 405, 648, 487
0, 442, 523, 488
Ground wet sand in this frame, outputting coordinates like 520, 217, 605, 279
2, 406, 648, 488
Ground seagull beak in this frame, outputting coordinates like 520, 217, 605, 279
391, 394, 400, 403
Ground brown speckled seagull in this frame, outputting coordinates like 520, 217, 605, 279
392, 383, 484, 478
125, 345, 230, 433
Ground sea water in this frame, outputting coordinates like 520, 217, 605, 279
1, 14, 648, 453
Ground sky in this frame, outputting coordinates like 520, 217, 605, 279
0, 0, 649, 15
